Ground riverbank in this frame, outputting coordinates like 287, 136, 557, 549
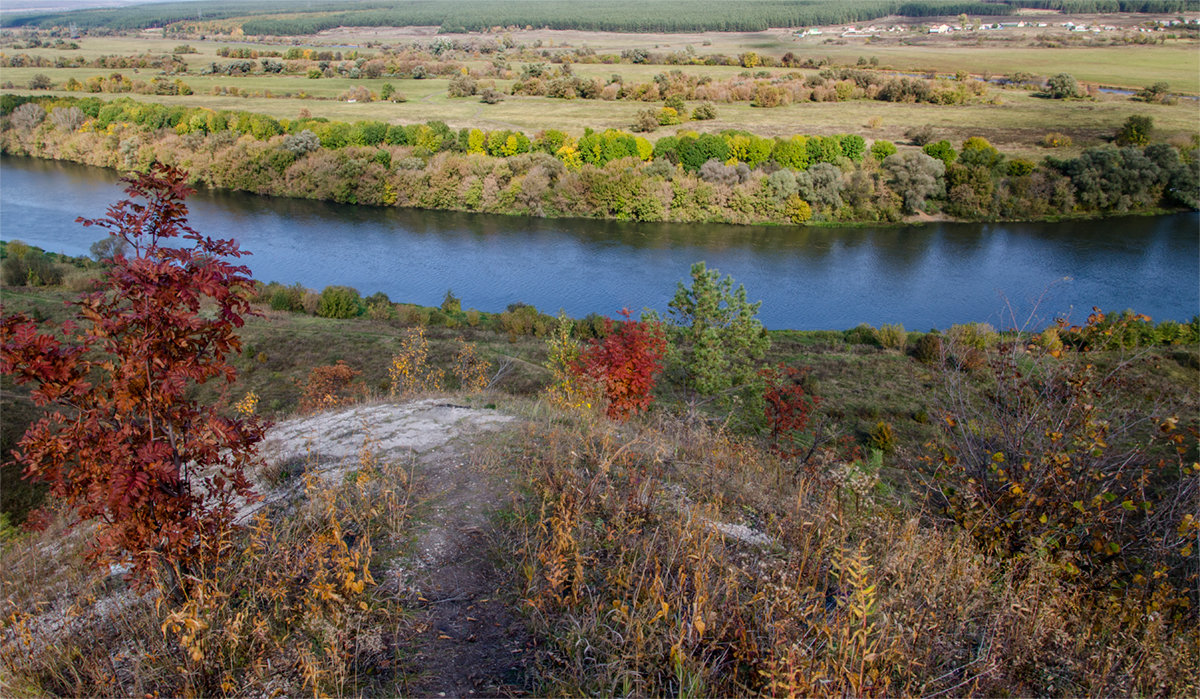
3, 95, 1196, 232
4, 275, 1196, 520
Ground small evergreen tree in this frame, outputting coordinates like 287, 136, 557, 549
665, 262, 770, 397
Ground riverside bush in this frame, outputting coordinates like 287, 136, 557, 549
268, 283, 305, 312
948, 322, 997, 350
317, 285, 364, 319
366, 295, 395, 320
844, 323, 878, 346
1, 244, 63, 287
875, 323, 906, 350
913, 333, 943, 364
870, 139, 897, 161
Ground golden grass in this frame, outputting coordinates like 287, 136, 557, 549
497, 408, 1200, 696
1, 434, 418, 697
2, 279, 1197, 695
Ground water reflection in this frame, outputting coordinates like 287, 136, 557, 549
2, 156, 1196, 330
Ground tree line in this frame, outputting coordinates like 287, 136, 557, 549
1005, 0, 1192, 12
237, 1, 1014, 36
5, 0, 1192, 34
2, 94, 1196, 227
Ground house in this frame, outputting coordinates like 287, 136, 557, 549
929, 24, 951, 34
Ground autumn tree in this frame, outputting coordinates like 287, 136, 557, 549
10, 102, 45, 130
0, 164, 265, 590
883, 151, 946, 213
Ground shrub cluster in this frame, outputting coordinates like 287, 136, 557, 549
5, 95, 1196, 225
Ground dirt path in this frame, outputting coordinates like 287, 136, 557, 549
258, 400, 534, 696
396, 443, 534, 697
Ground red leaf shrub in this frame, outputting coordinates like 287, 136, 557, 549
573, 309, 667, 421
0, 164, 265, 590
299, 360, 364, 412
761, 363, 821, 458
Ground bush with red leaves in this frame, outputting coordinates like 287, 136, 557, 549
574, 309, 667, 421
1, 164, 265, 590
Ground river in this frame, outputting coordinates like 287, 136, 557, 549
1, 156, 1196, 330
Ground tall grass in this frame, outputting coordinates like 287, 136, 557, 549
1, 434, 417, 697
499, 409, 1199, 696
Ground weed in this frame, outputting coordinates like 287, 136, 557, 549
388, 327, 444, 397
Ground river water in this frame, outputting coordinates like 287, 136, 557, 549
1, 156, 1196, 330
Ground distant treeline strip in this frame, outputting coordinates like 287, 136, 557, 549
7, 0, 1190, 34
1003, 1, 1194, 12
0, 1, 334, 31
238, 2, 1014, 36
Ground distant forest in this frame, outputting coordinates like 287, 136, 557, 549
3, 0, 1195, 34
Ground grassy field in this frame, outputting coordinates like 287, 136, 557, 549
3, 73, 1194, 158
3, 14, 1197, 156
799, 41, 1200, 93
6, 22, 1197, 91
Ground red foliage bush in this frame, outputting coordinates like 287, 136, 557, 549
299, 360, 364, 412
761, 363, 821, 458
573, 309, 667, 421
0, 164, 265, 589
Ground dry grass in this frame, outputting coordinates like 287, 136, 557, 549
496, 408, 1199, 696
1, 432, 418, 697
2, 282, 1196, 695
